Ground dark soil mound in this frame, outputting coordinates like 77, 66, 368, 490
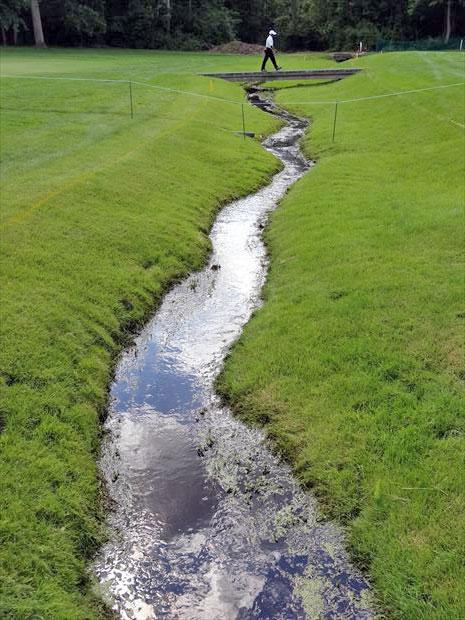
209, 40, 263, 55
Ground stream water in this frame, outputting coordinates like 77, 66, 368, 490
94, 98, 374, 619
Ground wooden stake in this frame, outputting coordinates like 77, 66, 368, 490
129, 81, 134, 119
332, 101, 338, 143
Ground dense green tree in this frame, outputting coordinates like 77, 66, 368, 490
63, 1, 106, 44
273, 0, 323, 50
32, 0, 104, 45
224, 0, 281, 43
303, 0, 411, 49
0, 0, 27, 44
104, 0, 235, 49
408, 0, 464, 41
1, 0, 463, 49
188, 1, 236, 46
105, 0, 154, 47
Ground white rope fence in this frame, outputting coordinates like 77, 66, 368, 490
1, 74, 463, 135
0, 74, 243, 106
1, 74, 463, 106
282, 81, 465, 104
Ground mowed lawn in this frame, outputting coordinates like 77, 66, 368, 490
218, 52, 465, 618
0, 47, 306, 618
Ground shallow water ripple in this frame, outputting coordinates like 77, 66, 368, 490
94, 105, 374, 619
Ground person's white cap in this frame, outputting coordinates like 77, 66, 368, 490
269, 30, 277, 35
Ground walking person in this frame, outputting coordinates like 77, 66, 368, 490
261, 30, 281, 71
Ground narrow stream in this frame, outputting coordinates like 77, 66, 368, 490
94, 97, 374, 619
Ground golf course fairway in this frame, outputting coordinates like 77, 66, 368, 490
1, 48, 464, 618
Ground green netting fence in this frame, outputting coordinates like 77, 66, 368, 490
376, 37, 465, 52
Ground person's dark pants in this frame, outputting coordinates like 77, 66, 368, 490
261, 48, 278, 71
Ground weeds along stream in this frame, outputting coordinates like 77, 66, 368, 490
94, 93, 375, 619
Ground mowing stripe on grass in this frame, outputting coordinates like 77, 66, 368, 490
277, 81, 465, 104
1, 74, 244, 106
4, 103, 210, 229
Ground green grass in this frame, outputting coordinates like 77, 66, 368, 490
1, 48, 464, 618
0, 47, 305, 618
218, 51, 465, 618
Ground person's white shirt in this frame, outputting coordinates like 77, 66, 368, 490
266, 34, 274, 49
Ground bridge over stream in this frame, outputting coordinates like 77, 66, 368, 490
201, 68, 362, 82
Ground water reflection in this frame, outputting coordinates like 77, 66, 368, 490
94, 104, 374, 619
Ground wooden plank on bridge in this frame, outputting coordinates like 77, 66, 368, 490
200, 68, 362, 83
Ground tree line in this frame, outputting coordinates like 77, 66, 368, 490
1, 0, 464, 50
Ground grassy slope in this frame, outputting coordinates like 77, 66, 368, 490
0, 47, 310, 618
218, 52, 465, 619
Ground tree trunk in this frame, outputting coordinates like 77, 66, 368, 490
444, 0, 452, 43
1, 26, 7, 46
13, 24, 18, 45
165, 0, 171, 32
30, 0, 46, 47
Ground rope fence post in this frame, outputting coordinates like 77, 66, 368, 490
129, 81, 134, 119
241, 103, 246, 140
332, 101, 339, 143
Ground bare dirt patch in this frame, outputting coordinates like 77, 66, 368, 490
209, 40, 263, 55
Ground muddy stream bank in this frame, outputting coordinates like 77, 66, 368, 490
94, 93, 374, 619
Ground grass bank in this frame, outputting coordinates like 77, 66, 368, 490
0, 47, 294, 618
218, 51, 465, 618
